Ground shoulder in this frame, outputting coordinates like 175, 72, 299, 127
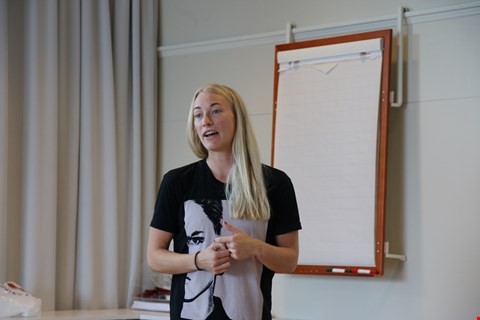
262, 164, 293, 187
158, 160, 205, 195
154, 160, 205, 209
163, 160, 204, 182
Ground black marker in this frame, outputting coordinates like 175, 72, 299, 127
326, 268, 352, 273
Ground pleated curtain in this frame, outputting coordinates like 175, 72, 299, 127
0, 0, 160, 311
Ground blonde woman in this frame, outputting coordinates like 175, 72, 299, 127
147, 83, 301, 320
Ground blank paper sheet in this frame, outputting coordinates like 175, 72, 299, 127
274, 50, 383, 266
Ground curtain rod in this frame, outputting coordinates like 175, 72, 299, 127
158, 1, 480, 57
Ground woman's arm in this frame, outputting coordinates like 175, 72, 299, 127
257, 230, 299, 273
147, 227, 191, 274
147, 227, 231, 275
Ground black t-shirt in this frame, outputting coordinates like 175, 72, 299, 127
150, 159, 301, 320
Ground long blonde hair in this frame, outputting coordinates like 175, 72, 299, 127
186, 83, 270, 221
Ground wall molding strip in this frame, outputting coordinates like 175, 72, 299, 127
158, 1, 480, 57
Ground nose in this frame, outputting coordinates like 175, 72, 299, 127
202, 113, 212, 126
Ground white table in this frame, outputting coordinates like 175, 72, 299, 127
16, 309, 169, 320
16, 309, 300, 320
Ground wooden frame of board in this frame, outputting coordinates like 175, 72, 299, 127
271, 29, 392, 276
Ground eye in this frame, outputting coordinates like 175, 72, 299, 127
187, 231, 205, 246
194, 112, 203, 120
187, 236, 204, 245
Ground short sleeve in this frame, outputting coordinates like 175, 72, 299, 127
150, 170, 182, 234
265, 166, 302, 237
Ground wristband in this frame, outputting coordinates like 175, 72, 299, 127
194, 251, 203, 271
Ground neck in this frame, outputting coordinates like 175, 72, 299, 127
206, 153, 233, 183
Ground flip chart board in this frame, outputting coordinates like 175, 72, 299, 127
271, 30, 392, 276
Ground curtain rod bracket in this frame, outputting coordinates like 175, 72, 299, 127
285, 23, 295, 43
390, 6, 407, 107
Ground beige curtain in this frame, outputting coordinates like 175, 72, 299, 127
0, 0, 159, 311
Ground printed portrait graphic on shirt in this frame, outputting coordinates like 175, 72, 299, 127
182, 200, 227, 319
182, 200, 266, 319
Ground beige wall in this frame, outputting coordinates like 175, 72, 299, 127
157, 1, 480, 319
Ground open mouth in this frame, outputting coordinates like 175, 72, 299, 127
203, 130, 218, 138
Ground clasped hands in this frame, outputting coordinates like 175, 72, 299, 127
195, 221, 260, 275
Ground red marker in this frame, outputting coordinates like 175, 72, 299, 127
353, 268, 374, 275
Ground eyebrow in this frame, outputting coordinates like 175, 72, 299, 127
194, 102, 222, 110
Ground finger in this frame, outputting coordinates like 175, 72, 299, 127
223, 221, 243, 234
213, 261, 231, 275
214, 236, 232, 244
212, 241, 227, 251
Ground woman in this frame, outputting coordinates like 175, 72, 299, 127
147, 83, 301, 320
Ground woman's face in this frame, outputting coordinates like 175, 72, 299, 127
193, 92, 236, 155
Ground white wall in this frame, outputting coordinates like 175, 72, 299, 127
157, 1, 480, 319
